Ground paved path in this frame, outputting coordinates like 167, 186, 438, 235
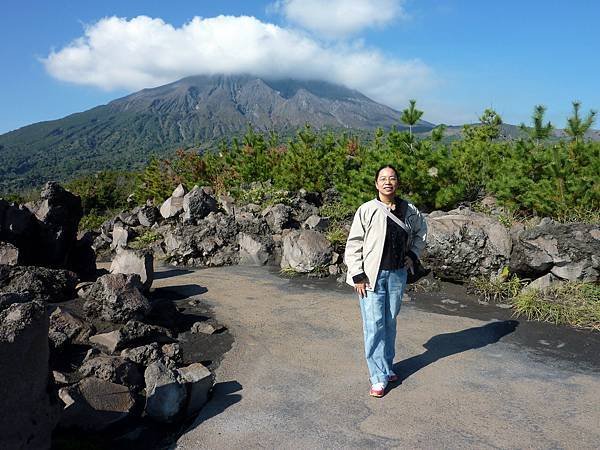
152, 265, 599, 449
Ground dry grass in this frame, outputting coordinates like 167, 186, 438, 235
512, 282, 600, 331
468, 275, 525, 303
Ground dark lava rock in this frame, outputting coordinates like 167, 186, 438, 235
510, 219, 600, 282
79, 355, 144, 390
0, 300, 59, 449
83, 273, 151, 323
0, 264, 78, 303
58, 377, 136, 432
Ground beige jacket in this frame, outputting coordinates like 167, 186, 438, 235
344, 199, 427, 290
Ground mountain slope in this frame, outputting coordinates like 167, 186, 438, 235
0, 75, 432, 192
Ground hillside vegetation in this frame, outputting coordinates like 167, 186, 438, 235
124, 106, 598, 222
5, 103, 599, 226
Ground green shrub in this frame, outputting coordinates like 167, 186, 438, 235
129, 230, 162, 249
66, 171, 137, 215
79, 210, 115, 231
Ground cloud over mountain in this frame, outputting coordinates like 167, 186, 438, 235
271, 0, 406, 37
42, 14, 434, 111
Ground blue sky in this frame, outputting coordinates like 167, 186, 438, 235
1, 0, 598, 134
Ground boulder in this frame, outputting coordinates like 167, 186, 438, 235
182, 186, 219, 224
25, 181, 83, 267
0, 202, 39, 263
0, 301, 58, 449
160, 184, 186, 219
161, 343, 183, 364
120, 343, 162, 366
510, 220, 600, 282
217, 194, 236, 216
281, 230, 333, 273
523, 273, 560, 292
111, 223, 129, 250
177, 363, 213, 415
79, 355, 144, 390
0, 241, 19, 265
262, 204, 295, 233
290, 198, 320, 223
49, 307, 95, 346
89, 320, 173, 353
160, 197, 185, 219
238, 232, 272, 266
66, 231, 97, 281
423, 208, 512, 281
110, 248, 154, 291
302, 215, 330, 232
191, 319, 225, 335
0, 265, 78, 303
144, 361, 187, 422
137, 204, 160, 227
58, 377, 136, 431
53, 370, 70, 385
0, 291, 33, 313
163, 213, 240, 267
83, 273, 151, 323
117, 210, 140, 227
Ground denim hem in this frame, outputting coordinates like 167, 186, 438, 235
370, 376, 388, 386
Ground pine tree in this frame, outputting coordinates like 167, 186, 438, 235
463, 108, 503, 142
400, 99, 424, 151
519, 105, 553, 146
565, 101, 596, 144
431, 124, 446, 142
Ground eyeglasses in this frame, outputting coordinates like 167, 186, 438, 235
378, 176, 397, 182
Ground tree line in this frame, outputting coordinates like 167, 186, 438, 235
58, 100, 598, 224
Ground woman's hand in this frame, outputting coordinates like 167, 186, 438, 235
354, 282, 370, 299
405, 256, 414, 274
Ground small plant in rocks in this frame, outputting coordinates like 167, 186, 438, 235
279, 267, 302, 278
325, 226, 348, 247
129, 231, 162, 249
231, 182, 293, 207
468, 274, 525, 303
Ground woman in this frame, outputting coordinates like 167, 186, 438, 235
344, 165, 427, 397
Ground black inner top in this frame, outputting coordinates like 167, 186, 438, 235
352, 197, 409, 284
379, 206, 408, 270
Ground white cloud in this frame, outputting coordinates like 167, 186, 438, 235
271, 0, 406, 38
42, 15, 435, 111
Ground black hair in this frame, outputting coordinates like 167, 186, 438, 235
374, 164, 399, 182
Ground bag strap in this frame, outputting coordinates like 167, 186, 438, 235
374, 200, 409, 233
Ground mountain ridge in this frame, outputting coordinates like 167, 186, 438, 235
0, 74, 435, 192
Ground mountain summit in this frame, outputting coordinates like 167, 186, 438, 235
108, 74, 419, 133
0, 74, 431, 192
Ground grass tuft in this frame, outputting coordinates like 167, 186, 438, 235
512, 282, 600, 331
468, 274, 525, 303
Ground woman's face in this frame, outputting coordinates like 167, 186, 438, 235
375, 167, 398, 197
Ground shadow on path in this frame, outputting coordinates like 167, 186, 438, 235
172, 381, 243, 447
151, 284, 208, 300
392, 320, 519, 387
154, 268, 194, 279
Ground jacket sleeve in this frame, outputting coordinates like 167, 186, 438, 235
408, 207, 427, 258
344, 207, 367, 280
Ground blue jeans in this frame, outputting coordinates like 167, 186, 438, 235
358, 269, 407, 385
